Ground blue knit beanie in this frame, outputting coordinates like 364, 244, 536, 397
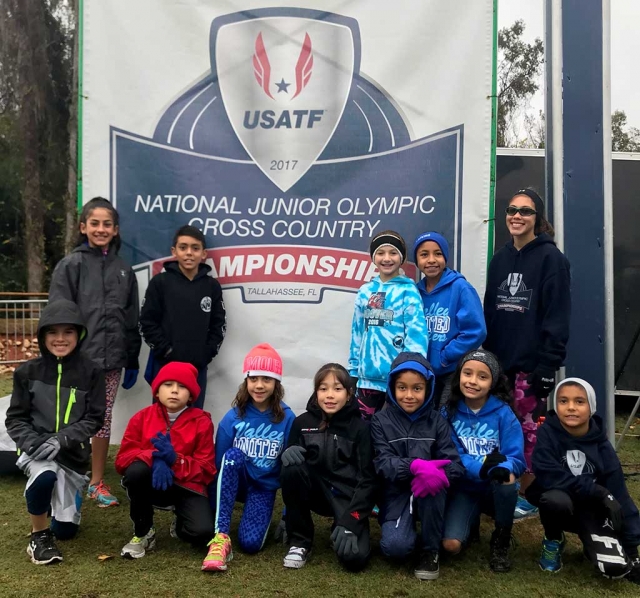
413, 231, 449, 263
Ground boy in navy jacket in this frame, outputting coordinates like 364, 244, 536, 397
526, 378, 640, 584
371, 352, 464, 580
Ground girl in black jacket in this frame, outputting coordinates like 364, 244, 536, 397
280, 363, 376, 571
49, 197, 141, 508
483, 188, 571, 518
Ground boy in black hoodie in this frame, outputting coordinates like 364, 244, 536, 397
371, 352, 464, 580
6, 300, 106, 565
526, 378, 640, 584
140, 225, 226, 408
280, 363, 376, 571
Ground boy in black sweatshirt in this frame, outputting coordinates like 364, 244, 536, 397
526, 377, 640, 584
140, 225, 226, 409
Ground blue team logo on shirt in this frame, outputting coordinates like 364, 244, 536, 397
233, 421, 284, 468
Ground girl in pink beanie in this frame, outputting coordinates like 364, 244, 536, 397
201, 344, 295, 572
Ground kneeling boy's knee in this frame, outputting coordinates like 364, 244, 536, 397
380, 534, 414, 560
597, 558, 630, 580
442, 538, 462, 554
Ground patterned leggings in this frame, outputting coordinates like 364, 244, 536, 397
512, 372, 547, 472
214, 448, 276, 554
94, 369, 121, 439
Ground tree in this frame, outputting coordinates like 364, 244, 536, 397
611, 110, 640, 152
0, 0, 72, 292
497, 20, 544, 148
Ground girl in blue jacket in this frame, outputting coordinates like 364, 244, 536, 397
413, 231, 486, 407
202, 344, 294, 573
441, 349, 525, 573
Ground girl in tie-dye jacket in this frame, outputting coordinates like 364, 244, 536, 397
348, 230, 428, 421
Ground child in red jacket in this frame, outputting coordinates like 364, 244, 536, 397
115, 362, 216, 559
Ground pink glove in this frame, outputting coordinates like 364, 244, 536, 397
410, 459, 451, 498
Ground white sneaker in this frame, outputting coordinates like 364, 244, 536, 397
121, 528, 156, 559
283, 546, 310, 569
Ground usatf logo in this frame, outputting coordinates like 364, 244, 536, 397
215, 14, 353, 190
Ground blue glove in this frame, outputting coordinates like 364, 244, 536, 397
121, 369, 138, 390
151, 457, 174, 491
151, 432, 177, 465
330, 526, 359, 558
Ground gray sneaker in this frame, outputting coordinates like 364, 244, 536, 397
121, 528, 156, 559
283, 546, 310, 569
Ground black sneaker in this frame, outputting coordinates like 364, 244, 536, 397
27, 529, 63, 565
489, 526, 512, 573
414, 550, 439, 580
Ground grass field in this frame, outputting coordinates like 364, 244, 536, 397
1, 374, 640, 597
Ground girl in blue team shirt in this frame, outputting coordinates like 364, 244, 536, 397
413, 231, 486, 407
349, 230, 428, 421
201, 344, 294, 573
441, 349, 525, 573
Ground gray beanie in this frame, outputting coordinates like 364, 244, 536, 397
550, 377, 597, 416
460, 349, 501, 388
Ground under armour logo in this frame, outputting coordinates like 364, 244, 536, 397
224, 459, 235, 467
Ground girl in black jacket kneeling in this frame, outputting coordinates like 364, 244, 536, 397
280, 363, 376, 571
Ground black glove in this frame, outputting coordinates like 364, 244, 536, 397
592, 484, 623, 532
281, 446, 307, 467
479, 448, 507, 479
330, 526, 359, 559
527, 366, 556, 399
489, 466, 511, 484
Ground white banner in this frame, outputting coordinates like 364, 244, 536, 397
81, 0, 496, 441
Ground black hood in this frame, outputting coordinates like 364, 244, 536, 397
305, 389, 360, 421
37, 299, 87, 358
386, 352, 435, 421
164, 260, 212, 281
545, 410, 608, 444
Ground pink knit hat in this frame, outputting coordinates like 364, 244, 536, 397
243, 343, 283, 381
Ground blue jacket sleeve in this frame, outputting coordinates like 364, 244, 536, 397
402, 286, 429, 356
496, 407, 526, 477
348, 290, 366, 377
433, 413, 465, 482
441, 284, 487, 368
214, 410, 235, 473
370, 414, 414, 482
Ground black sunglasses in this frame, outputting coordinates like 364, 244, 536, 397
506, 206, 537, 217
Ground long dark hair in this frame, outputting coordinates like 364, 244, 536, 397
76, 197, 122, 252
310, 363, 354, 431
444, 355, 512, 419
232, 378, 286, 423
511, 188, 555, 238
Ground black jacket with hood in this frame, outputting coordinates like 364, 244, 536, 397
5, 299, 106, 473
371, 352, 464, 521
483, 233, 571, 374
285, 393, 377, 535
531, 411, 640, 553
49, 244, 141, 371
139, 261, 226, 369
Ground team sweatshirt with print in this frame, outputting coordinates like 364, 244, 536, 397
483, 234, 571, 374
349, 274, 428, 391
416, 268, 486, 377
215, 402, 295, 491
442, 395, 526, 492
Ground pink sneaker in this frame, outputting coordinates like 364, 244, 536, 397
201, 533, 233, 572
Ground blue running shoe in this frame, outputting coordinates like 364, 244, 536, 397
514, 495, 539, 520
539, 535, 565, 572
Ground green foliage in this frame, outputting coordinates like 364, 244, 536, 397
497, 20, 544, 148
612, 110, 640, 152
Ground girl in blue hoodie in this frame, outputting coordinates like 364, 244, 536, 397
201, 344, 295, 572
349, 230, 428, 421
441, 349, 525, 573
413, 231, 486, 407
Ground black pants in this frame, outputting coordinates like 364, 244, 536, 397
527, 486, 632, 578
281, 462, 370, 571
122, 461, 214, 546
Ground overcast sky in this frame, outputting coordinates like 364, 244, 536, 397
499, 0, 640, 128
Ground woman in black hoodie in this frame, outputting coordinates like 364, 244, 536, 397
280, 363, 376, 571
483, 188, 571, 518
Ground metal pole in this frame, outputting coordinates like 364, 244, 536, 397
602, 0, 615, 443
550, 0, 564, 252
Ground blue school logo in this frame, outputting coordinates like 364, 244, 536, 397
112, 8, 463, 303
424, 302, 451, 341
233, 421, 284, 469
